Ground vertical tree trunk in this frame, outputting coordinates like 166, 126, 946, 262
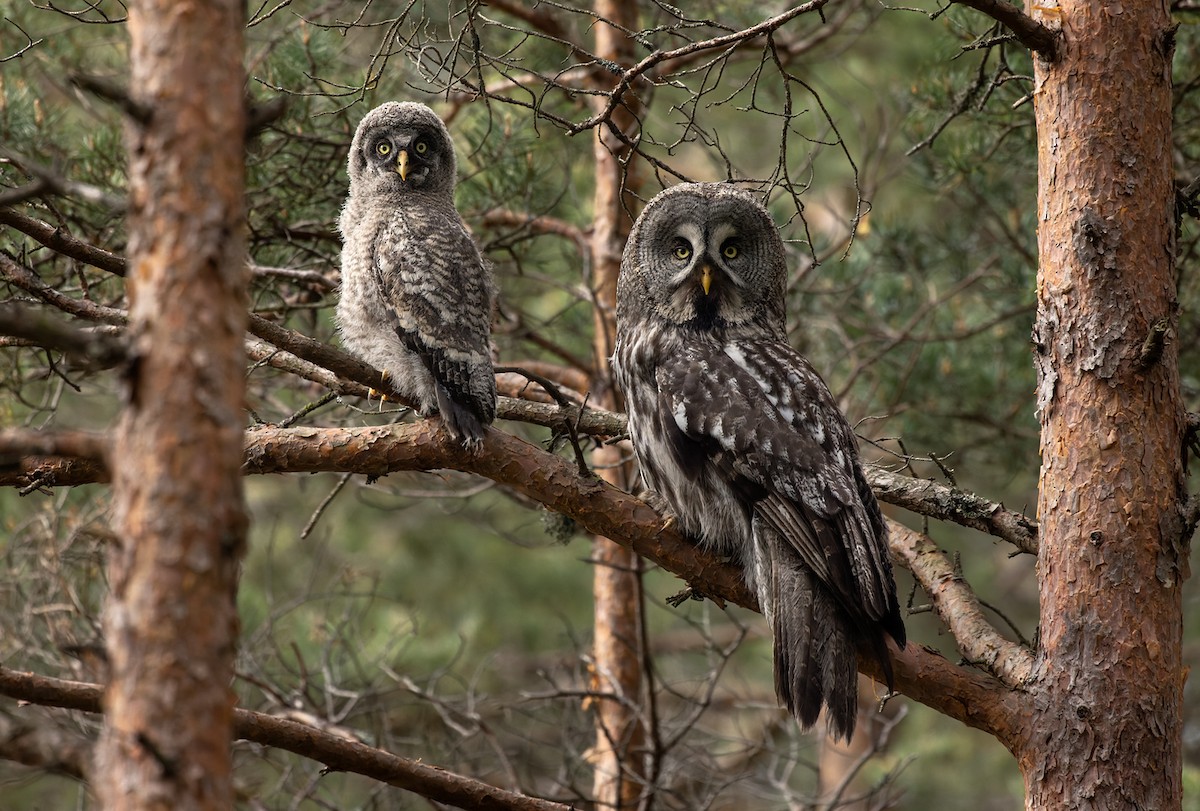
588, 2, 647, 808
94, 2, 248, 809
1027, 2, 1186, 808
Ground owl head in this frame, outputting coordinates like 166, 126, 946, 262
347, 101, 457, 198
618, 183, 788, 337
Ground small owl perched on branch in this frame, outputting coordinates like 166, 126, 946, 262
612, 183, 906, 740
337, 101, 496, 446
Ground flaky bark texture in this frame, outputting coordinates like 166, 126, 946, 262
587, 3, 649, 809
94, 2, 248, 809
1027, 2, 1186, 808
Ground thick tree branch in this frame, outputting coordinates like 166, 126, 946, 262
888, 520, 1036, 689
0, 424, 1022, 739
0, 668, 573, 811
953, 0, 1059, 59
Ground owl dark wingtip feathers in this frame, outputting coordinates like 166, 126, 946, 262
772, 568, 862, 741
432, 379, 491, 448
613, 182, 907, 744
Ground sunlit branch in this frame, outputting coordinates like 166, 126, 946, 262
0, 422, 1024, 745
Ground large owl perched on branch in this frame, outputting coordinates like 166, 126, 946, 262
611, 183, 906, 740
337, 101, 496, 447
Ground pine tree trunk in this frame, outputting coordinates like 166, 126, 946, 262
93, 2, 248, 808
1026, 1, 1186, 807
588, 2, 648, 808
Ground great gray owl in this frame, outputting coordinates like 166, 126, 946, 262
611, 183, 906, 740
337, 101, 496, 446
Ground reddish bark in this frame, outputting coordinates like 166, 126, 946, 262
1025, 1, 1186, 807
93, 2, 249, 809
587, 2, 649, 808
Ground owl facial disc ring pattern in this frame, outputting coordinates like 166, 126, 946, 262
337, 101, 497, 447
612, 182, 906, 740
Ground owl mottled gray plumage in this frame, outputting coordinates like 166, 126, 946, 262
611, 183, 906, 740
338, 101, 496, 445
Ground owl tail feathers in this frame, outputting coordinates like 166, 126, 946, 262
433, 381, 489, 449
771, 570, 860, 741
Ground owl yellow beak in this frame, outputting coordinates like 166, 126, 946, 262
700, 264, 713, 296
396, 149, 409, 181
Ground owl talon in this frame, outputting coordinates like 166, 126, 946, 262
337, 102, 497, 447
658, 514, 677, 535
369, 370, 391, 411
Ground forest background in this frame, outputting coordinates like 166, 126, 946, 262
1, 1, 1199, 809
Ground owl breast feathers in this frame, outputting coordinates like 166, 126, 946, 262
612, 182, 906, 740
337, 101, 496, 447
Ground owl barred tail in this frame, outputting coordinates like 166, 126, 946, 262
768, 561, 889, 741
612, 181, 906, 745
753, 517, 893, 741
433, 380, 487, 448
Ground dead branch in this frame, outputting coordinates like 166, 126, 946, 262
0, 667, 574, 811
569, 1, 833, 135
870, 466, 1038, 554
887, 520, 1036, 688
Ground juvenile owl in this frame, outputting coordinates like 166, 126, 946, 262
338, 101, 496, 446
611, 183, 906, 740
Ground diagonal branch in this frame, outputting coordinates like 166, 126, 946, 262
0, 302, 125, 368
0, 423, 1025, 746
888, 520, 1036, 689
0, 667, 573, 811
0, 207, 125, 274
953, 0, 1059, 59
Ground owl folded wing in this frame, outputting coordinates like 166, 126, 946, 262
656, 339, 901, 633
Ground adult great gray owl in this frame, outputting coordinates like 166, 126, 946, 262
337, 101, 496, 446
611, 183, 906, 740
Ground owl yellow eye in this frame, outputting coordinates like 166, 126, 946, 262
672, 243, 691, 261
376, 142, 391, 156
722, 243, 739, 259
414, 140, 428, 155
